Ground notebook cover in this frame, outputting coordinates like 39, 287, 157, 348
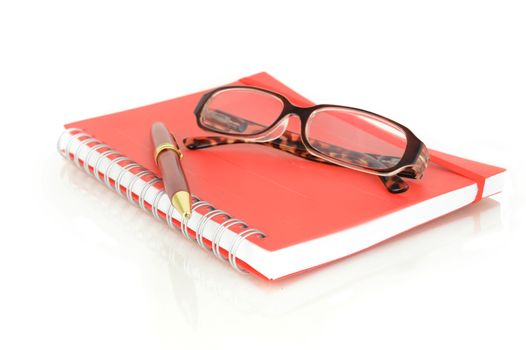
65, 72, 505, 253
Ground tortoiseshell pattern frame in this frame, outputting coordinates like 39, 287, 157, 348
185, 86, 429, 193
184, 134, 410, 193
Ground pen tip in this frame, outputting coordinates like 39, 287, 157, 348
172, 191, 192, 220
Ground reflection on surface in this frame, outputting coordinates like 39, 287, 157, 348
51, 159, 504, 323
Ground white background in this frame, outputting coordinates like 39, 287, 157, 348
1, 1, 525, 349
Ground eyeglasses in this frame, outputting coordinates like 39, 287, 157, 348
183, 86, 429, 193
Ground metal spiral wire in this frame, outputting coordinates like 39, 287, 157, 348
58, 128, 266, 274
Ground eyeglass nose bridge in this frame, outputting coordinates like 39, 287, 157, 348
244, 113, 299, 143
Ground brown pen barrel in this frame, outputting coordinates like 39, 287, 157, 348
151, 122, 190, 201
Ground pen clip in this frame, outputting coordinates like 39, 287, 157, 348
170, 133, 183, 158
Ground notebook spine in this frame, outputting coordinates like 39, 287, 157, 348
57, 128, 266, 274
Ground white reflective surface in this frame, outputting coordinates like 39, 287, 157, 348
4, 153, 523, 349
1, 1, 525, 349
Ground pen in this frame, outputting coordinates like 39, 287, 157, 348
151, 122, 192, 219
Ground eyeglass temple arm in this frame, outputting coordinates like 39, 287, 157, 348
183, 133, 409, 194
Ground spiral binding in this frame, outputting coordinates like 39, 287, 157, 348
181, 200, 212, 240
58, 128, 266, 274
195, 209, 229, 250
229, 229, 266, 273
84, 143, 109, 174
104, 156, 129, 189
115, 163, 142, 196
139, 176, 162, 211
211, 218, 248, 260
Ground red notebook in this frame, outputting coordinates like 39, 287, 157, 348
57, 72, 506, 280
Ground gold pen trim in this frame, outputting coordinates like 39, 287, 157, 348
154, 141, 183, 165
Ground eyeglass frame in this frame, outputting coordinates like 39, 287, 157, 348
192, 85, 429, 180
